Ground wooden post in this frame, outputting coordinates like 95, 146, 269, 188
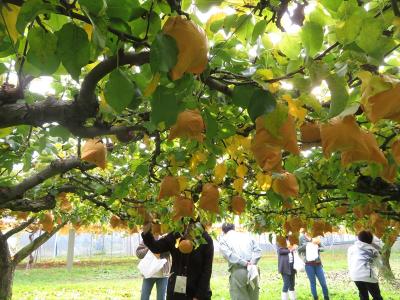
66, 228, 75, 271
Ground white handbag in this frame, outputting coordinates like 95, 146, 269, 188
138, 250, 167, 278
293, 251, 305, 272
306, 242, 319, 262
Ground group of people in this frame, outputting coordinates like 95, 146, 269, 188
278, 230, 383, 300
136, 221, 384, 300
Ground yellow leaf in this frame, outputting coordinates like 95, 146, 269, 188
83, 23, 93, 40
143, 134, 151, 147
175, 237, 181, 248
256, 69, 273, 80
177, 176, 188, 191
194, 151, 207, 163
256, 173, 272, 191
144, 72, 161, 97
189, 156, 199, 174
86, 61, 100, 71
214, 163, 227, 184
99, 91, 113, 113
233, 178, 244, 194
236, 164, 248, 178
393, 17, 400, 27
283, 94, 307, 123
1, 4, 20, 43
268, 82, 280, 94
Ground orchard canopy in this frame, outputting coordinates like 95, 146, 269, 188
1, 0, 400, 243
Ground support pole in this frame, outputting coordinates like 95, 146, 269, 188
66, 228, 75, 271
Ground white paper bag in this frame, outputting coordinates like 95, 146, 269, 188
306, 242, 319, 262
293, 251, 305, 272
138, 250, 167, 279
247, 264, 260, 289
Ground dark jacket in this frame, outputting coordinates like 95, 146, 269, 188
142, 230, 214, 300
278, 247, 296, 275
136, 241, 172, 277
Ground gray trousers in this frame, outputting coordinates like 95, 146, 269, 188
229, 267, 260, 300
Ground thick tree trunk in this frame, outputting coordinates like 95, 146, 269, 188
0, 233, 15, 300
379, 240, 396, 281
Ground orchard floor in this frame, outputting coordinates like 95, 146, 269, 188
13, 250, 400, 300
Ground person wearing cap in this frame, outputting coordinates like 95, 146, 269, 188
219, 223, 262, 300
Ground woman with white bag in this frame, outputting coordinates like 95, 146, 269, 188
136, 237, 172, 300
298, 234, 330, 300
277, 236, 298, 300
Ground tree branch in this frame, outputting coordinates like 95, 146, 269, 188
0, 158, 94, 204
0, 195, 56, 212
0, 51, 150, 132
12, 221, 67, 265
4, 217, 36, 240
391, 0, 400, 16
76, 51, 150, 119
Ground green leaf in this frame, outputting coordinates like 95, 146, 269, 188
0, 127, 13, 138
327, 74, 349, 118
247, 89, 276, 122
223, 14, 238, 35
335, 10, 364, 45
279, 34, 301, 60
27, 27, 60, 75
232, 85, 254, 108
150, 33, 178, 73
337, 0, 358, 18
266, 190, 283, 209
151, 86, 179, 127
106, 0, 136, 21
56, 23, 90, 80
48, 126, 71, 141
131, 12, 160, 39
301, 22, 323, 57
91, 17, 108, 49
235, 14, 253, 43
79, 0, 107, 16
16, 0, 54, 34
104, 69, 135, 113
128, 87, 142, 110
0, 63, 7, 74
251, 19, 267, 44
204, 110, 218, 140
309, 6, 332, 26
308, 61, 329, 85
356, 19, 383, 54
264, 103, 289, 138
320, 0, 343, 12
196, 0, 223, 12
210, 19, 224, 33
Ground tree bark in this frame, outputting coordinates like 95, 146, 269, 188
379, 239, 396, 281
0, 222, 67, 299
0, 233, 15, 300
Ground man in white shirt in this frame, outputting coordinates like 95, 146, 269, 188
219, 223, 262, 300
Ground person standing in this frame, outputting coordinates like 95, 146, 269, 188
298, 234, 330, 300
347, 230, 383, 300
136, 237, 171, 300
141, 221, 213, 300
278, 238, 297, 300
219, 223, 262, 300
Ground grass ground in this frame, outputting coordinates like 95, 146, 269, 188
13, 249, 400, 300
